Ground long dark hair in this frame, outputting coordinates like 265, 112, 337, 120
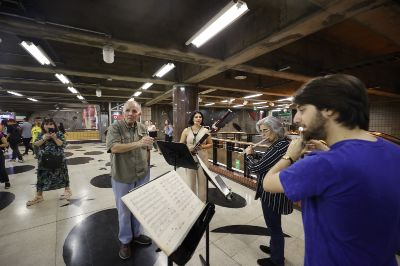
294, 74, 369, 130
41, 118, 59, 133
188, 111, 205, 126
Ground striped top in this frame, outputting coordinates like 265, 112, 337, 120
246, 137, 293, 215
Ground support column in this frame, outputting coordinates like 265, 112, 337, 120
172, 84, 198, 142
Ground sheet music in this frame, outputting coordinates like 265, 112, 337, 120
121, 171, 205, 256
196, 155, 232, 198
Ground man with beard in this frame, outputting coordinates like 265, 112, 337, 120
263, 74, 400, 266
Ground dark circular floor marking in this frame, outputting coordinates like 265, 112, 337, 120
0, 192, 15, 210
208, 188, 246, 208
75, 149, 86, 151
84, 151, 104, 155
64, 152, 73, 157
211, 225, 290, 238
66, 146, 82, 150
66, 157, 94, 165
105, 162, 111, 167
90, 174, 111, 188
98, 159, 104, 162
63, 208, 161, 266
6, 165, 35, 175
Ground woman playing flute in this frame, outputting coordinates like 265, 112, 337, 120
245, 116, 293, 266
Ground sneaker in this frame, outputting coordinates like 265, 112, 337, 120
259, 245, 271, 254
118, 243, 131, 260
26, 195, 44, 206
60, 189, 72, 200
133, 234, 152, 246
5, 182, 10, 189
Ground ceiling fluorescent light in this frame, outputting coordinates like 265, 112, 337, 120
20, 41, 54, 66
77, 95, 84, 100
67, 86, 78, 94
27, 97, 38, 102
221, 99, 229, 103
232, 104, 244, 108
257, 106, 269, 109
277, 97, 293, 102
204, 103, 215, 106
244, 93, 262, 99
133, 91, 142, 97
153, 63, 175, 78
7, 91, 23, 96
141, 82, 153, 90
253, 101, 267, 105
185, 0, 249, 48
55, 73, 70, 84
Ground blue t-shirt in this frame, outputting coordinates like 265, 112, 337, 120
280, 138, 400, 266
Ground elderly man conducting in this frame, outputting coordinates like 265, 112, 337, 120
106, 99, 154, 260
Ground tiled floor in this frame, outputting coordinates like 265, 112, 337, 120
0, 143, 399, 266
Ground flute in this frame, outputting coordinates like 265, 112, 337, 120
239, 138, 267, 154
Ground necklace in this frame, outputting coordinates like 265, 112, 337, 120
190, 126, 202, 144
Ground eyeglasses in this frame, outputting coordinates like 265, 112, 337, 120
260, 128, 271, 133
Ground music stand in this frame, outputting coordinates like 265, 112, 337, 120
157, 141, 198, 170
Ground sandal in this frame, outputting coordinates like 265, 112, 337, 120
26, 195, 44, 206
60, 189, 72, 200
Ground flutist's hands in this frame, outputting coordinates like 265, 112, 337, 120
245, 145, 254, 155
285, 138, 304, 162
139, 136, 154, 148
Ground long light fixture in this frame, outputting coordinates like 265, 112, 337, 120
55, 73, 70, 84
186, 0, 249, 48
20, 41, 54, 66
140, 82, 153, 90
133, 91, 142, 97
221, 99, 229, 103
244, 93, 262, 99
77, 95, 84, 100
277, 97, 293, 102
204, 103, 215, 106
7, 91, 23, 96
232, 104, 244, 108
67, 86, 78, 94
253, 101, 267, 105
153, 63, 175, 78
27, 97, 38, 102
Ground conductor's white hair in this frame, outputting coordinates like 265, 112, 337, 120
123, 99, 141, 112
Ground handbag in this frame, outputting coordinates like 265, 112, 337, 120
41, 152, 63, 169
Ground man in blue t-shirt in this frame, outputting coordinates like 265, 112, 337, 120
263, 74, 400, 266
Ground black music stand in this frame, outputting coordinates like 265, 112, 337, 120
157, 141, 212, 265
157, 141, 198, 170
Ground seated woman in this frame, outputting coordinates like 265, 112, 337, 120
179, 111, 212, 202
27, 118, 71, 206
245, 116, 293, 266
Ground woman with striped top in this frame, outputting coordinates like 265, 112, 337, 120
245, 116, 293, 266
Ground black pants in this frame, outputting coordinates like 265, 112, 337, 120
22, 137, 34, 154
261, 201, 284, 266
10, 143, 23, 160
165, 135, 172, 142
0, 150, 9, 183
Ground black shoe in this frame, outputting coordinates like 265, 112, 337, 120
118, 243, 131, 260
257, 257, 283, 266
5, 182, 10, 189
260, 245, 271, 254
133, 234, 152, 246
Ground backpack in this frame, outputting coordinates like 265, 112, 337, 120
8, 125, 22, 144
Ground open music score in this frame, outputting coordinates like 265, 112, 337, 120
121, 171, 205, 256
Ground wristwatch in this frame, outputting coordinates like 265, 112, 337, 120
282, 155, 294, 164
